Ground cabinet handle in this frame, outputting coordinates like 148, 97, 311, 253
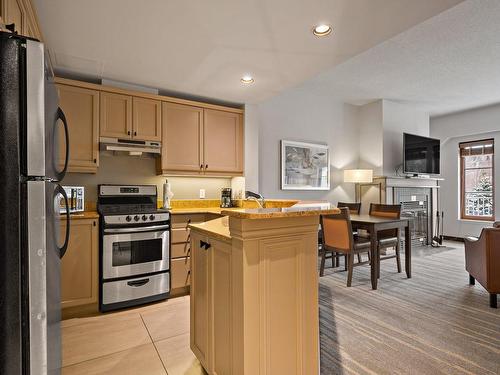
200, 240, 211, 250
93, 221, 96, 226
134, 131, 137, 136
205, 164, 208, 169
127, 131, 131, 136
93, 158, 97, 163
200, 164, 203, 170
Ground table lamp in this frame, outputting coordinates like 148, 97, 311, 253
343, 169, 373, 202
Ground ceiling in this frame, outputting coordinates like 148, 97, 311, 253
33, 0, 462, 105
301, 0, 500, 116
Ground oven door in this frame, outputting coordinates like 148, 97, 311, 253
102, 225, 169, 279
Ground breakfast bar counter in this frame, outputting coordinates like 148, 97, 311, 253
188, 202, 339, 375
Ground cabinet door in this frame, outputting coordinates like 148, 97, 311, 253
203, 109, 243, 174
210, 239, 232, 375
1, 0, 26, 35
57, 84, 99, 173
132, 97, 161, 141
171, 257, 191, 289
60, 219, 99, 309
100, 92, 132, 138
190, 232, 210, 370
161, 102, 204, 173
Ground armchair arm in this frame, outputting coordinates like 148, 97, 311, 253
464, 230, 487, 286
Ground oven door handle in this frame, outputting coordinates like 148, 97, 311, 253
104, 224, 170, 234
127, 278, 150, 287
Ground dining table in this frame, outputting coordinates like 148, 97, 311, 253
349, 214, 412, 290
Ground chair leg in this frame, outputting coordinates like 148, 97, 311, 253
490, 294, 497, 308
395, 246, 402, 273
346, 254, 354, 287
344, 255, 348, 271
367, 251, 371, 261
357, 253, 362, 263
469, 274, 475, 285
319, 252, 326, 277
377, 247, 381, 279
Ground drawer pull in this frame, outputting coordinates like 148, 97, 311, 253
127, 278, 150, 287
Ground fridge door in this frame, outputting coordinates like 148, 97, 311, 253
27, 181, 70, 375
25, 39, 69, 181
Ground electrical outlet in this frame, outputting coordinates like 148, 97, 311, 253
199, 189, 206, 199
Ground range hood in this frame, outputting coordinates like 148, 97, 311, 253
99, 137, 161, 156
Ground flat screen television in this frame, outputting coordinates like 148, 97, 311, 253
403, 133, 440, 175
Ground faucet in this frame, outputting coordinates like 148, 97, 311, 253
245, 190, 266, 208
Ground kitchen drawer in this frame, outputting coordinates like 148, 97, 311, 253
172, 227, 190, 243
171, 257, 191, 289
171, 213, 206, 228
172, 242, 190, 258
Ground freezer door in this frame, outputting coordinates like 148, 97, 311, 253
27, 181, 70, 375
25, 40, 69, 181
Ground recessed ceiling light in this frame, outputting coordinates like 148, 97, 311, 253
312, 24, 332, 37
240, 75, 254, 84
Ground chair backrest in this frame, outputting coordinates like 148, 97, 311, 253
493, 221, 500, 228
337, 202, 361, 215
320, 208, 353, 252
369, 203, 402, 219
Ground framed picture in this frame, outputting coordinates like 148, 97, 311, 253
281, 140, 330, 190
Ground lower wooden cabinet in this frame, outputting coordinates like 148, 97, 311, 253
171, 257, 191, 289
60, 218, 99, 310
190, 232, 233, 374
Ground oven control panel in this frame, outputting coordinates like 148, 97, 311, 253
104, 213, 170, 225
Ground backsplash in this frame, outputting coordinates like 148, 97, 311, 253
62, 154, 231, 202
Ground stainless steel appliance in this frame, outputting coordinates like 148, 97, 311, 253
97, 185, 170, 312
59, 186, 84, 213
220, 187, 232, 208
0, 32, 70, 374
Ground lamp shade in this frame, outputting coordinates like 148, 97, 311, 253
343, 169, 373, 183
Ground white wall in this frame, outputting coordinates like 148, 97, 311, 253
243, 104, 259, 192
256, 88, 359, 202
431, 103, 500, 237
358, 100, 384, 175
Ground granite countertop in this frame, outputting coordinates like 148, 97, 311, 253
221, 203, 340, 219
189, 216, 231, 242
169, 207, 244, 215
69, 211, 100, 220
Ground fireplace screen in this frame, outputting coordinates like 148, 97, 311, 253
395, 188, 432, 247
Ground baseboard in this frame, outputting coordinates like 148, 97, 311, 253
442, 235, 465, 243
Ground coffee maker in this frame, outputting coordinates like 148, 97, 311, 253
220, 188, 233, 208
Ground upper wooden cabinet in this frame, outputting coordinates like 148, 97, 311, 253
0, 0, 42, 40
57, 84, 100, 173
159, 104, 244, 176
133, 97, 161, 141
203, 109, 243, 174
100, 92, 133, 139
162, 102, 203, 173
100, 92, 161, 142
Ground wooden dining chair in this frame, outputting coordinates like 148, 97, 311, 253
337, 202, 361, 214
319, 208, 371, 286
369, 203, 402, 275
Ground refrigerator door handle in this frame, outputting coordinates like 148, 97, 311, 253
54, 108, 69, 182
54, 184, 70, 258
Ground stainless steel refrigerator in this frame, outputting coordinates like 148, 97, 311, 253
0, 31, 70, 375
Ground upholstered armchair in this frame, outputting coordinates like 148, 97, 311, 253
464, 224, 500, 308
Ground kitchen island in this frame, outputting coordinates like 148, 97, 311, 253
189, 203, 339, 375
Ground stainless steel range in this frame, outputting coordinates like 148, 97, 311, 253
97, 185, 170, 312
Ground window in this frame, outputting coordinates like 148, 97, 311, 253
460, 139, 495, 221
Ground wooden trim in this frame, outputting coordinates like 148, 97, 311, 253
54, 77, 244, 114
460, 139, 495, 221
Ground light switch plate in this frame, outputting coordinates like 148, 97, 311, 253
199, 189, 206, 199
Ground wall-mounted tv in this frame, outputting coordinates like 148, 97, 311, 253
403, 133, 440, 175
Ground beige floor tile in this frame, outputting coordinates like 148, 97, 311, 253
155, 333, 207, 375
141, 299, 190, 342
62, 343, 166, 375
62, 312, 151, 367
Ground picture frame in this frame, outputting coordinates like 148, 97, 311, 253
280, 140, 330, 190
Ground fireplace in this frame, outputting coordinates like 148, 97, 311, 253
394, 187, 432, 247
359, 176, 441, 248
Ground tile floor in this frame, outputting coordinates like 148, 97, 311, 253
61, 295, 206, 375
